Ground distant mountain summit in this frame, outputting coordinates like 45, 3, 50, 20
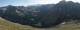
0, 1, 80, 28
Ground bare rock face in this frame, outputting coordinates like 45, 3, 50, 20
0, 1, 80, 28
0, 5, 64, 28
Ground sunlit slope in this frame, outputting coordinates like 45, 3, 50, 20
0, 17, 80, 30
0, 17, 34, 30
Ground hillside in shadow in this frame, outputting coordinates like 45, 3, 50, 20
0, 0, 80, 28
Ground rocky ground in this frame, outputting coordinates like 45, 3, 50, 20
0, 17, 80, 30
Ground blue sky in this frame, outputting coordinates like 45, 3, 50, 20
0, 0, 80, 6
0, 0, 31, 6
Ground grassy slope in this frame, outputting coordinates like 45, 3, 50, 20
0, 17, 34, 30
0, 17, 80, 30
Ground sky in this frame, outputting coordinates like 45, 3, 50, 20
0, 0, 80, 6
